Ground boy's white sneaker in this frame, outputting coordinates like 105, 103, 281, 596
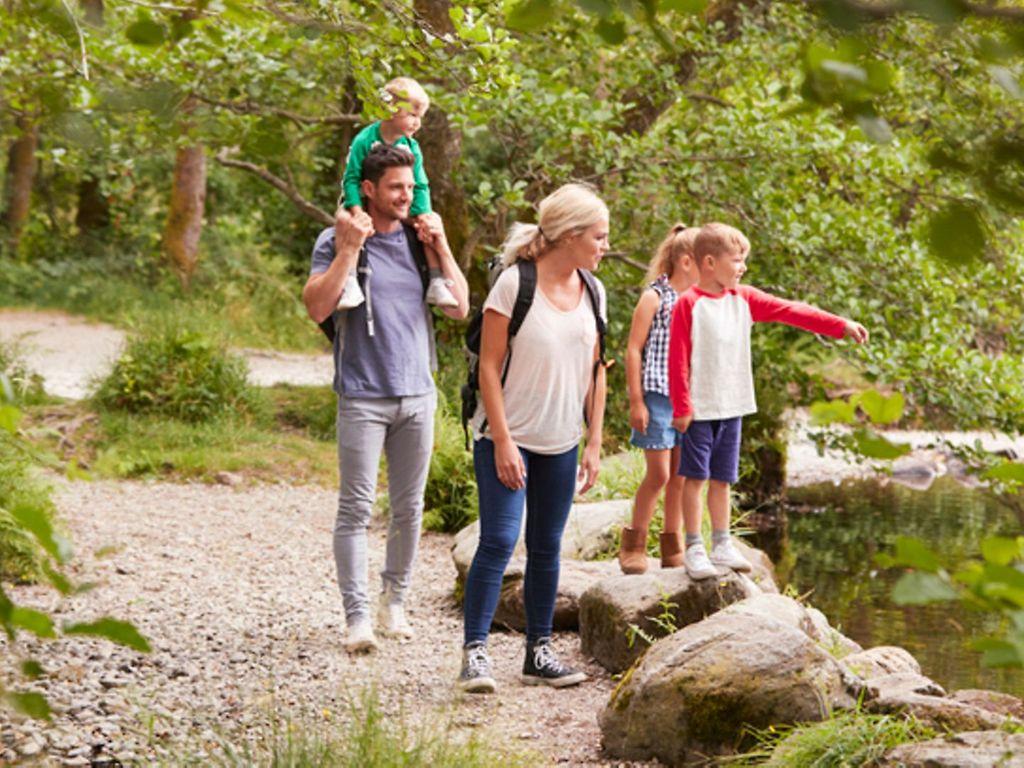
711, 539, 752, 572
344, 619, 378, 654
685, 543, 718, 580
337, 274, 365, 310
377, 598, 415, 640
425, 276, 458, 308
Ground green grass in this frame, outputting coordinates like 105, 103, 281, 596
203, 688, 536, 767
725, 710, 936, 767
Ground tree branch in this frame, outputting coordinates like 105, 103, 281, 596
193, 94, 361, 126
214, 149, 332, 225
810, 0, 1024, 22
603, 251, 648, 273
263, 1, 369, 34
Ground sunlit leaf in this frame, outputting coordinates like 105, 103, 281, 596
892, 572, 957, 604
894, 536, 942, 572
981, 537, 1022, 567
660, 0, 707, 12
10, 608, 56, 639
0, 405, 21, 434
126, 18, 167, 46
859, 389, 904, 425
8, 502, 72, 564
973, 637, 1024, 668
927, 201, 987, 265
20, 660, 45, 679
595, 18, 626, 44
983, 462, 1024, 484
809, 399, 856, 425
63, 618, 151, 652
855, 112, 893, 143
507, 0, 559, 32
852, 428, 911, 459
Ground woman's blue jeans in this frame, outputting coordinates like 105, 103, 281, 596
463, 438, 578, 646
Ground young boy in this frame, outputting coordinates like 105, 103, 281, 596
336, 76, 457, 309
668, 222, 868, 579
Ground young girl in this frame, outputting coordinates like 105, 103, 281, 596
617, 224, 700, 575
458, 183, 609, 693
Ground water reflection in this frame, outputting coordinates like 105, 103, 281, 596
761, 477, 1024, 696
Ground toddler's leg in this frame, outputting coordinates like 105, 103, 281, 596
418, 217, 458, 307
334, 208, 365, 310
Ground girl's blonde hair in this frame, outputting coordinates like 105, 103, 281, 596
645, 223, 699, 283
499, 183, 609, 267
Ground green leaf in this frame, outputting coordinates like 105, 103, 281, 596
63, 618, 151, 652
892, 572, 958, 605
852, 428, 911, 460
893, 536, 942, 572
981, 537, 1022, 567
10, 607, 56, 639
926, 201, 987, 266
595, 18, 626, 44
859, 389, 904, 425
126, 18, 167, 46
6, 691, 50, 720
0, 404, 22, 434
854, 112, 893, 144
507, 0, 559, 32
659, 0, 707, 12
8, 502, 72, 564
973, 637, 1024, 668
983, 462, 1024, 484
577, 0, 614, 16
809, 398, 857, 425
20, 660, 45, 679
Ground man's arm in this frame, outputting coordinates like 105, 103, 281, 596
302, 208, 373, 323
415, 212, 469, 320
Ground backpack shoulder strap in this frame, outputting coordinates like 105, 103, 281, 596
578, 269, 606, 363
509, 260, 537, 338
401, 222, 430, 298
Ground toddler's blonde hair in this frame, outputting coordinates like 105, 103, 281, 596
384, 77, 429, 113
499, 183, 608, 267
645, 223, 699, 283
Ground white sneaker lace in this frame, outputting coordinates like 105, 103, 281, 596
466, 645, 491, 677
533, 641, 563, 673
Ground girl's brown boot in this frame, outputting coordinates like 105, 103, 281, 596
660, 531, 684, 568
618, 526, 648, 575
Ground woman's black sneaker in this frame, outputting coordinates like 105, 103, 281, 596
521, 637, 587, 688
458, 641, 497, 693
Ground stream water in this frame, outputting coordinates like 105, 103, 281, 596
765, 477, 1024, 697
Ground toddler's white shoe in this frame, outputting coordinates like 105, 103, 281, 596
710, 539, 753, 572
685, 543, 718, 580
425, 276, 458, 308
337, 274, 365, 310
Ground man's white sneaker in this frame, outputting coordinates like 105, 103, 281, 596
425, 276, 458, 308
337, 274, 365, 310
344, 619, 378, 654
377, 599, 415, 640
711, 539, 752, 572
685, 543, 718, 580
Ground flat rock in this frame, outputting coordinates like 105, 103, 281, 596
865, 690, 1018, 731
842, 645, 920, 679
880, 730, 1024, 767
950, 689, 1024, 721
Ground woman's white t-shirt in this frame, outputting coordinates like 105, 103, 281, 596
472, 265, 607, 455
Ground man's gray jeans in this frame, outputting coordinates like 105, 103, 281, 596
334, 390, 436, 625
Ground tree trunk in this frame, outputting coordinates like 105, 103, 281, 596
75, 175, 110, 233
163, 143, 206, 288
3, 117, 38, 247
412, 0, 472, 268
80, 0, 103, 25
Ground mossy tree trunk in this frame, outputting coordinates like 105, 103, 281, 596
3, 116, 38, 248
75, 175, 110, 234
163, 97, 206, 289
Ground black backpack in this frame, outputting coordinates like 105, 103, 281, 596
459, 259, 607, 447
318, 222, 430, 343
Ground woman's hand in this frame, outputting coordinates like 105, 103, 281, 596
495, 437, 526, 491
577, 441, 601, 495
629, 399, 649, 434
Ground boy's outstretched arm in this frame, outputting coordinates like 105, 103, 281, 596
668, 298, 694, 432
741, 285, 867, 343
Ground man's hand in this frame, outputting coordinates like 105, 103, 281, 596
335, 206, 373, 254
843, 320, 869, 344
672, 414, 692, 433
413, 212, 448, 251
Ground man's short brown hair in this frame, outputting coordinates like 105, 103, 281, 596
694, 222, 751, 260
362, 144, 415, 185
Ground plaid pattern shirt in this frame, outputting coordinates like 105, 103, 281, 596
640, 275, 679, 396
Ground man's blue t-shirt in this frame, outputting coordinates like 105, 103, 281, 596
310, 226, 434, 398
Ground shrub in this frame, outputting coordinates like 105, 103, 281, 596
423, 395, 478, 533
94, 321, 265, 423
0, 427, 54, 582
271, 385, 337, 442
0, 341, 46, 405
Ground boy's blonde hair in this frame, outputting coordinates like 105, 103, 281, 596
645, 223, 699, 283
384, 77, 429, 113
500, 183, 608, 266
694, 222, 750, 265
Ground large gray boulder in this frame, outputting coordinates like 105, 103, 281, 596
600, 600, 855, 765
880, 731, 1024, 767
580, 567, 766, 673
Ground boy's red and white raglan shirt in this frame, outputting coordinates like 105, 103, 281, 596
668, 285, 847, 420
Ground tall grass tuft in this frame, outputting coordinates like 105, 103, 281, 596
94, 320, 266, 423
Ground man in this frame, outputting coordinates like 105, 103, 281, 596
303, 144, 469, 653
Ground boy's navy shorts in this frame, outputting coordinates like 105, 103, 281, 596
677, 416, 743, 483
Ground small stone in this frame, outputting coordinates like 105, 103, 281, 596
100, 677, 126, 689
20, 740, 43, 757
215, 471, 242, 486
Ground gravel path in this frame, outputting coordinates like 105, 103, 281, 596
0, 479, 627, 766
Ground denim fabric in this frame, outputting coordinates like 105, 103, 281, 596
630, 391, 685, 450
463, 438, 578, 645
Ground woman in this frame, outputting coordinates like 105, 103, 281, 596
458, 183, 609, 693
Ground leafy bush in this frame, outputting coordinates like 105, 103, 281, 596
94, 321, 266, 423
0, 429, 53, 582
270, 384, 337, 442
0, 341, 46, 406
423, 395, 478, 534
